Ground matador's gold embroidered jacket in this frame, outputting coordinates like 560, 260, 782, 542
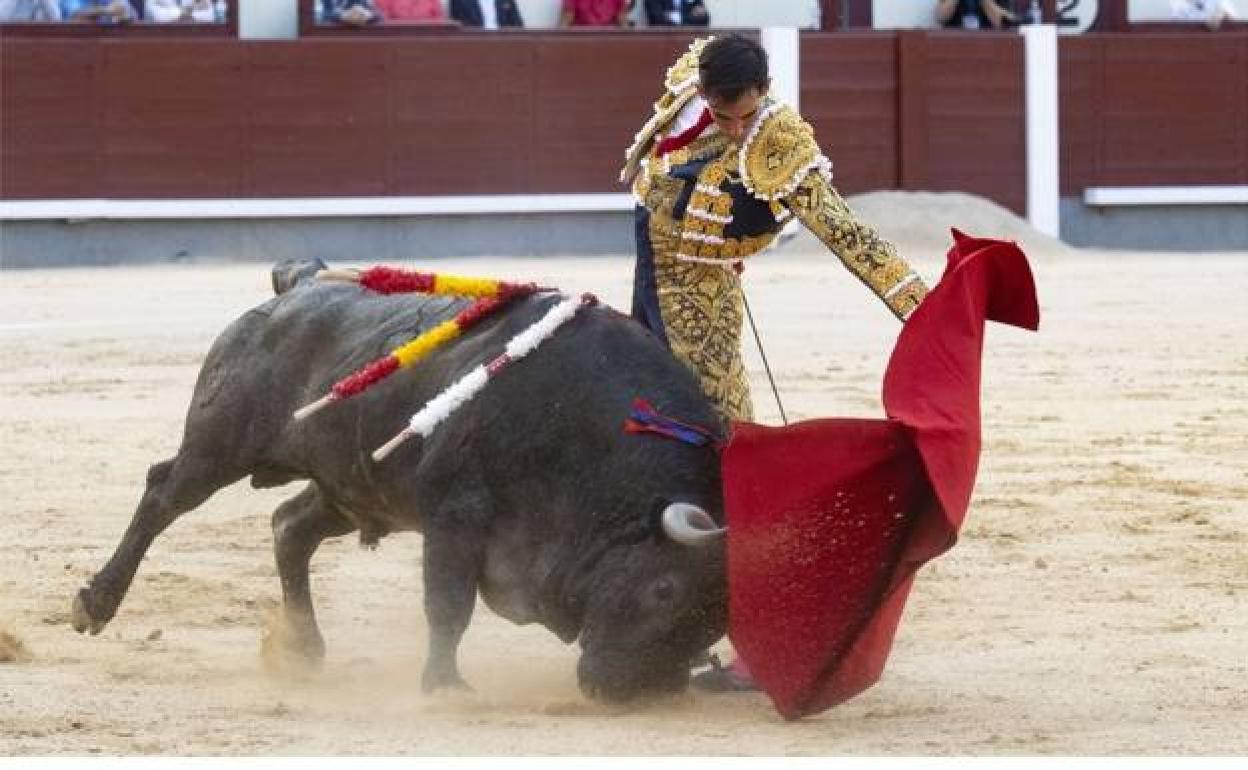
623, 38, 928, 421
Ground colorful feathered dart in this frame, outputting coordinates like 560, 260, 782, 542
293, 267, 542, 420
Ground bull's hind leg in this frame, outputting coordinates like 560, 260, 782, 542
72, 453, 246, 635
262, 483, 354, 671
420, 498, 490, 694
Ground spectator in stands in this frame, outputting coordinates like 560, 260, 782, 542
449, 0, 524, 28
145, 0, 214, 22
936, 0, 1016, 29
643, 0, 708, 27
319, 0, 380, 25
375, 0, 444, 21
0, 0, 62, 20
559, 0, 630, 27
1171, 0, 1239, 29
60, 0, 134, 22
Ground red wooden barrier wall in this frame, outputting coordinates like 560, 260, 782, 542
1059, 33, 1248, 194
0, 34, 698, 199
801, 30, 1026, 214
2, 30, 1245, 212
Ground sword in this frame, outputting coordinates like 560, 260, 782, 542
741, 287, 788, 426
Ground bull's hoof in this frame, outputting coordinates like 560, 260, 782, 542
421, 666, 472, 695
70, 590, 108, 636
260, 609, 325, 679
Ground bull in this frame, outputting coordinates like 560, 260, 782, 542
71, 259, 729, 703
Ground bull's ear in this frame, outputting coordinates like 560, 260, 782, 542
646, 496, 671, 542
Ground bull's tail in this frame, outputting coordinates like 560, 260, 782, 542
271, 258, 329, 296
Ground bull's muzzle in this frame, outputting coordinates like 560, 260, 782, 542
661, 503, 725, 546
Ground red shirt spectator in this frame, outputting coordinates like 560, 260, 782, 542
376, 0, 444, 20
559, 0, 629, 27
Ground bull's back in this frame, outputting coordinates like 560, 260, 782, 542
180, 280, 468, 476
182, 277, 717, 519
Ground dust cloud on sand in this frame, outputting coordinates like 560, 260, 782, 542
1, 193, 1245, 754
0, 627, 31, 663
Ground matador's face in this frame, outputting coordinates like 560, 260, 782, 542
700, 84, 769, 144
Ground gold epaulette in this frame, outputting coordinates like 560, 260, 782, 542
619, 37, 715, 185
739, 103, 833, 201
664, 36, 713, 94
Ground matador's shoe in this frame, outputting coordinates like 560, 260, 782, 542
690, 653, 759, 693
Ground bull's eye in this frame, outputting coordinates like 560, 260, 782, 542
649, 577, 676, 606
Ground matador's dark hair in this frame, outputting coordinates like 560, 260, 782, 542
698, 34, 770, 104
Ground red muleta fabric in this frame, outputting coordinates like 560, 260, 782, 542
723, 230, 1040, 719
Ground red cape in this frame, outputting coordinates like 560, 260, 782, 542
723, 230, 1040, 719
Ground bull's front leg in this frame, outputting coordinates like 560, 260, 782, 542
420, 499, 490, 694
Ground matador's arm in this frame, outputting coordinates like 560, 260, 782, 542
739, 104, 928, 321
783, 172, 928, 321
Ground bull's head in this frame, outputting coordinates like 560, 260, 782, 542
575, 502, 728, 703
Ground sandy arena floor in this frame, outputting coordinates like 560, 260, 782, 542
1, 233, 1246, 754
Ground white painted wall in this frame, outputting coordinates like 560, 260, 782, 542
476, 0, 821, 28
1130, 0, 1180, 20
236, 0, 822, 32
697, 0, 820, 27
872, 1, 1102, 33
1128, 0, 1240, 21
240, 0, 1181, 36
240, 0, 298, 39
514, 0, 561, 27
872, 0, 942, 29
761, 26, 800, 109
517, 0, 1215, 32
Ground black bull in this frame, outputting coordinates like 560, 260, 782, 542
71, 260, 731, 702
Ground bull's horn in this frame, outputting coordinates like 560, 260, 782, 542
661, 503, 726, 546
